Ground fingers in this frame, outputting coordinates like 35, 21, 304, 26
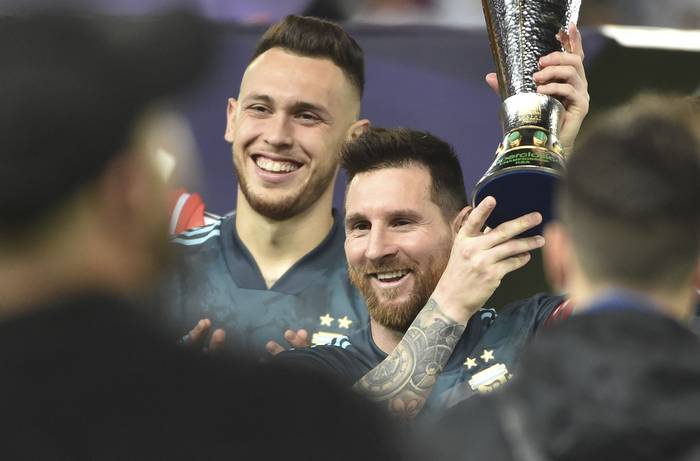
486, 235, 545, 264
267, 328, 311, 356
538, 52, 585, 82
534, 64, 587, 107
538, 24, 589, 152
556, 29, 571, 53
181, 319, 212, 347
265, 341, 286, 356
460, 196, 497, 237
208, 328, 226, 352
491, 251, 534, 279
482, 211, 542, 248
556, 24, 584, 59
539, 24, 587, 106
536, 82, 578, 103
284, 329, 310, 349
485, 72, 499, 95
533, 65, 583, 89
540, 25, 586, 93
567, 23, 584, 60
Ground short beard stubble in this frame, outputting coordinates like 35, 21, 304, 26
233, 151, 337, 221
349, 253, 448, 333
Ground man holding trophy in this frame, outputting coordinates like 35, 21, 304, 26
279, 0, 589, 420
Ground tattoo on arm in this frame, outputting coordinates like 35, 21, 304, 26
354, 298, 466, 420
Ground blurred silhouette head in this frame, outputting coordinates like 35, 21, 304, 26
0, 11, 213, 300
543, 94, 700, 317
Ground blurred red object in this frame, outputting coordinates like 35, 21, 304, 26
169, 188, 206, 234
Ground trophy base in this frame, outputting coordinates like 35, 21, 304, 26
472, 166, 561, 237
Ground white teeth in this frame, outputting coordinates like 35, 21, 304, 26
255, 156, 299, 173
376, 270, 409, 281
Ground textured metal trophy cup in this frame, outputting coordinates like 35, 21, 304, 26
473, 0, 581, 235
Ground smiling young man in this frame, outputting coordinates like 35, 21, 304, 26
163, 16, 372, 357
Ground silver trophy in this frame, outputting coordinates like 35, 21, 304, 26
473, 0, 581, 235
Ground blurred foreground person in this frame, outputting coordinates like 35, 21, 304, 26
434, 95, 700, 461
0, 12, 404, 461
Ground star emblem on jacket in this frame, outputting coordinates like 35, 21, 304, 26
337, 316, 352, 329
464, 349, 512, 394
319, 313, 335, 327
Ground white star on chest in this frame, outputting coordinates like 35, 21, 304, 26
319, 313, 335, 327
337, 316, 353, 329
480, 349, 495, 363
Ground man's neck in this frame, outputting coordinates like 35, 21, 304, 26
369, 318, 404, 355
235, 188, 335, 288
570, 275, 697, 324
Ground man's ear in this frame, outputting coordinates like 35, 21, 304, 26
451, 206, 472, 235
345, 119, 370, 142
542, 221, 570, 293
224, 97, 238, 143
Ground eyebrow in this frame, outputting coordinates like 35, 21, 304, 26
386, 209, 424, 221
344, 209, 424, 226
291, 101, 331, 119
345, 212, 366, 226
242, 93, 273, 105
242, 93, 331, 119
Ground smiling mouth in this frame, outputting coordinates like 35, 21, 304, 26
371, 269, 411, 283
253, 155, 301, 173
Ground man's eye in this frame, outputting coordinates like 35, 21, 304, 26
393, 219, 413, 227
350, 222, 370, 231
296, 112, 320, 123
248, 105, 270, 114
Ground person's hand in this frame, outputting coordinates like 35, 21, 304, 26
265, 329, 310, 356
485, 23, 589, 154
431, 196, 545, 322
180, 318, 226, 352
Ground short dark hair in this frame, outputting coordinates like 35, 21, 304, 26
341, 127, 467, 220
251, 15, 364, 97
0, 12, 212, 234
558, 93, 700, 290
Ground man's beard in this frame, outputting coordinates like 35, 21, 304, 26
233, 151, 337, 221
348, 254, 447, 333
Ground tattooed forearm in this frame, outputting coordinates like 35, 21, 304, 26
354, 298, 466, 420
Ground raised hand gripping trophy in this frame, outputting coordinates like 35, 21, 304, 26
473, 0, 581, 235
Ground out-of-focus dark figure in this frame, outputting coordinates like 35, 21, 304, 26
0, 11, 405, 461
432, 94, 700, 461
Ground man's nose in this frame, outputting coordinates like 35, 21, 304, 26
364, 227, 398, 262
264, 114, 293, 148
